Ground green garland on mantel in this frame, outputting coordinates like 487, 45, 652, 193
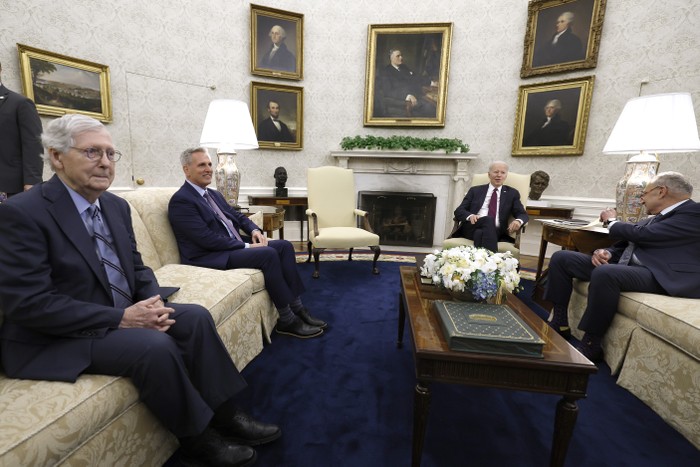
340, 135, 470, 154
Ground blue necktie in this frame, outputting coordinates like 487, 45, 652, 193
86, 205, 133, 308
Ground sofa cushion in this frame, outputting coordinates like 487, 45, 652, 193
0, 374, 138, 466
630, 294, 700, 360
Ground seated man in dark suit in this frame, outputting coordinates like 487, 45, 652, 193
450, 161, 529, 252
0, 114, 280, 467
168, 147, 326, 339
545, 172, 700, 361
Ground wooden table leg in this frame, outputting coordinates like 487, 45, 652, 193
412, 382, 430, 467
549, 395, 579, 467
397, 291, 405, 348
536, 236, 549, 281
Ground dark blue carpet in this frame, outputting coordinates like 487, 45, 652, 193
168, 260, 700, 466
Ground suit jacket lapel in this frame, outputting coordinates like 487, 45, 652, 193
43, 176, 111, 295
0, 85, 9, 112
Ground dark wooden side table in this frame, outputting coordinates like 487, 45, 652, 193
248, 196, 308, 242
246, 205, 285, 239
526, 206, 574, 219
536, 223, 614, 280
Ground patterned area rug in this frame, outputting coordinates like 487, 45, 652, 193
295, 251, 416, 264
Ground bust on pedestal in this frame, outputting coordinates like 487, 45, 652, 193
274, 166, 288, 197
528, 170, 550, 206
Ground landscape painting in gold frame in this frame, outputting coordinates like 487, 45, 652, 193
512, 76, 595, 156
17, 44, 112, 122
520, 0, 606, 78
364, 23, 452, 127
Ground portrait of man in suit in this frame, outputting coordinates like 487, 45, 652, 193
251, 6, 302, 79
530, 0, 595, 69
253, 84, 302, 149
521, 87, 581, 148
257, 100, 294, 143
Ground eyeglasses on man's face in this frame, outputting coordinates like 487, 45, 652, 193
70, 146, 122, 162
640, 185, 662, 197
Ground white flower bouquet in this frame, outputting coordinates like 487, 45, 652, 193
420, 245, 521, 302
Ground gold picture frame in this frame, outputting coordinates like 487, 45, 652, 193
17, 44, 112, 122
364, 23, 452, 127
512, 76, 595, 156
251, 81, 303, 150
250, 4, 303, 81
520, 0, 607, 78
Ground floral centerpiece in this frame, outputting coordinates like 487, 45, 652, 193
420, 246, 521, 303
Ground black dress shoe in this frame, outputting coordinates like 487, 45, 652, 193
297, 307, 328, 329
574, 335, 604, 362
180, 427, 256, 467
213, 409, 282, 446
275, 316, 323, 338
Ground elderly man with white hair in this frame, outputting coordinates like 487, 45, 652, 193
260, 24, 296, 72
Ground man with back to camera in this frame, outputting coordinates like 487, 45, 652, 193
257, 100, 294, 143
544, 172, 700, 362
0, 60, 44, 203
168, 147, 327, 339
0, 114, 281, 467
450, 161, 529, 253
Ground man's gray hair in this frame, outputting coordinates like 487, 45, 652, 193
652, 171, 693, 196
41, 114, 105, 169
270, 25, 286, 39
560, 12, 575, 25
488, 160, 509, 172
180, 147, 209, 166
545, 99, 562, 111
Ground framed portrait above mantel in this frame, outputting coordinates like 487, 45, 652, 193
251, 81, 303, 151
363, 23, 453, 127
520, 0, 607, 78
512, 75, 595, 156
17, 43, 112, 122
250, 4, 303, 81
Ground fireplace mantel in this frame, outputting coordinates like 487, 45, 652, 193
330, 150, 479, 245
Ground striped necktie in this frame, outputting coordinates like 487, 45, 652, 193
86, 205, 133, 308
203, 191, 243, 241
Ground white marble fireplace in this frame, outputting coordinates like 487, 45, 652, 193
330, 150, 478, 247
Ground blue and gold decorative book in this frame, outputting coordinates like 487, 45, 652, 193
433, 301, 545, 358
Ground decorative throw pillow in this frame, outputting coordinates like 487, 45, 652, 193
242, 210, 264, 235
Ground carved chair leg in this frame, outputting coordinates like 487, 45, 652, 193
348, 247, 355, 261
306, 240, 313, 263
370, 245, 381, 275
312, 247, 325, 279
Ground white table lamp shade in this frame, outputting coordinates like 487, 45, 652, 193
199, 99, 259, 152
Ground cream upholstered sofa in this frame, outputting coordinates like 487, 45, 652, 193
568, 281, 700, 449
0, 187, 278, 466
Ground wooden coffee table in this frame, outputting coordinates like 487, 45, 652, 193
397, 266, 597, 467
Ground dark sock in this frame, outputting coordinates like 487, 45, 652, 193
277, 305, 296, 323
549, 305, 570, 330
290, 297, 303, 313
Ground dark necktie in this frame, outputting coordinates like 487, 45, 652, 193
203, 191, 243, 241
488, 188, 499, 219
86, 205, 133, 308
617, 215, 660, 266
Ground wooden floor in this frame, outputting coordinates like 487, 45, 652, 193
288, 241, 546, 271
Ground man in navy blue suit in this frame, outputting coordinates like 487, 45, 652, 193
451, 161, 529, 252
0, 114, 281, 467
0, 61, 44, 202
545, 172, 700, 362
168, 147, 326, 339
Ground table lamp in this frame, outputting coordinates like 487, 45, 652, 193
603, 92, 700, 222
200, 99, 259, 208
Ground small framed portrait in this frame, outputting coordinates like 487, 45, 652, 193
250, 4, 303, 81
17, 43, 112, 122
512, 75, 595, 156
364, 23, 453, 127
251, 81, 303, 150
520, 0, 607, 78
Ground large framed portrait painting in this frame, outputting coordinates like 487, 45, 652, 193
512, 76, 595, 156
17, 44, 112, 122
250, 4, 303, 80
251, 81, 303, 150
364, 23, 452, 127
520, 0, 607, 78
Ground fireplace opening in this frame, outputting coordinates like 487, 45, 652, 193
359, 191, 436, 247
